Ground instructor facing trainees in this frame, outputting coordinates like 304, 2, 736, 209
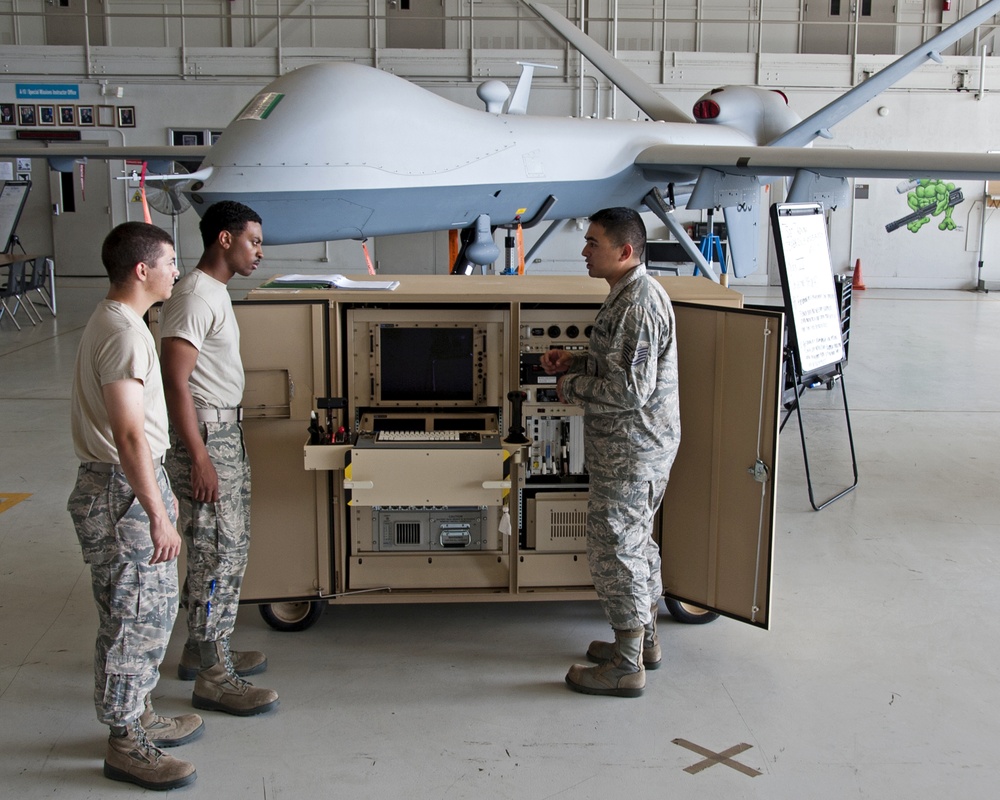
540, 206, 680, 698
68, 222, 200, 790
160, 201, 278, 716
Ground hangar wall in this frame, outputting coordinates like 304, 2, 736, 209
2, 1, 1000, 288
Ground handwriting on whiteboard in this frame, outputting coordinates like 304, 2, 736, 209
775, 209, 845, 375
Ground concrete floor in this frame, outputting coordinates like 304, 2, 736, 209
1, 281, 999, 799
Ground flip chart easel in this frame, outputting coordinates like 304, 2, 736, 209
0, 180, 31, 254
770, 202, 858, 510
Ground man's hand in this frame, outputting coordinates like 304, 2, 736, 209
191, 453, 220, 503
540, 348, 573, 375
149, 514, 183, 564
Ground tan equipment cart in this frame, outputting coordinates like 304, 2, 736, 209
153, 274, 783, 633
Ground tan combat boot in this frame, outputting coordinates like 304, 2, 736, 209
139, 694, 205, 748
566, 627, 645, 698
104, 722, 197, 790
192, 640, 279, 716
177, 639, 268, 681
586, 602, 661, 670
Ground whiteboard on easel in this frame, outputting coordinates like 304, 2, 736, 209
0, 180, 31, 253
770, 202, 846, 378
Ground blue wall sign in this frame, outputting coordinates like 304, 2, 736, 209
16, 84, 80, 100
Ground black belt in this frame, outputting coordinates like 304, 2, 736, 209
195, 407, 243, 423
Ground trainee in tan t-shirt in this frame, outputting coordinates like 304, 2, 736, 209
158, 269, 244, 409
71, 299, 170, 463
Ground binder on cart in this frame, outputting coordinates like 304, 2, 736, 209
770, 202, 858, 510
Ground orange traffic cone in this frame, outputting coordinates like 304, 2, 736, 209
852, 258, 867, 290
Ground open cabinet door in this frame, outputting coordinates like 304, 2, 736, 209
661, 304, 784, 629
234, 300, 332, 603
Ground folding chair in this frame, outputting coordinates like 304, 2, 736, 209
24, 256, 56, 317
0, 259, 37, 329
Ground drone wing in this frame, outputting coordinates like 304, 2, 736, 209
635, 144, 1000, 183
0, 143, 210, 174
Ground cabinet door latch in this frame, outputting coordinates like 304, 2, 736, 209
747, 459, 770, 483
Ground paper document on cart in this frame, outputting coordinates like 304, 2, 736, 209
273, 273, 399, 290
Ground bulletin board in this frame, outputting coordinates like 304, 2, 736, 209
769, 202, 845, 379
0, 180, 31, 253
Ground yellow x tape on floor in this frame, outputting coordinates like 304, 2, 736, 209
0, 493, 32, 514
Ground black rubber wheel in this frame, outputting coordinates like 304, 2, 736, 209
664, 598, 719, 625
258, 600, 325, 632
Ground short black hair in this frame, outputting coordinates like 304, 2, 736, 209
101, 222, 174, 286
588, 207, 646, 262
199, 201, 263, 249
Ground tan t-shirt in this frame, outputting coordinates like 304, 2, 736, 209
71, 299, 170, 463
158, 269, 244, 409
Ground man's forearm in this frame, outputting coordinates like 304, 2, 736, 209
164, 380, 210, 462
117, 428, 171, 523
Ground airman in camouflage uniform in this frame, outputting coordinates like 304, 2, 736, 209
541, 207, 680, 698
68, 465, 179, 719
166, 422, 250, 642
68, 222, 200, 790
161, 201, 278, 716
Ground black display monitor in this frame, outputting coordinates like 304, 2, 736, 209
349, 308, 503, 411
378, 325, 475, 403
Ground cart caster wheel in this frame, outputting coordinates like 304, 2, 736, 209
258, 600, 325, 632
664, 598, 719, 625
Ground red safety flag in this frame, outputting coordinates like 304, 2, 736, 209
517, 223, 525, 275
361, 239, 376, 275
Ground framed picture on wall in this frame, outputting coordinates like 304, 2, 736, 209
17, 104, 36, 126
38, 105, 55, 126
77, 105, 95, 126
58, 104, 76, 126
169, 130, 207, 173
97, 105, 115, 127
169, 129, 204, 147
0, 103, 15, 125
117, 106, 135, 128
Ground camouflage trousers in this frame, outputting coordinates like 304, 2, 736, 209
166, 420, 251, 644
67, 464, 179, 727
586, 477, 667, 631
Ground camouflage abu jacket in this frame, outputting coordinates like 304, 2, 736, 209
560, 264, 681, 482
